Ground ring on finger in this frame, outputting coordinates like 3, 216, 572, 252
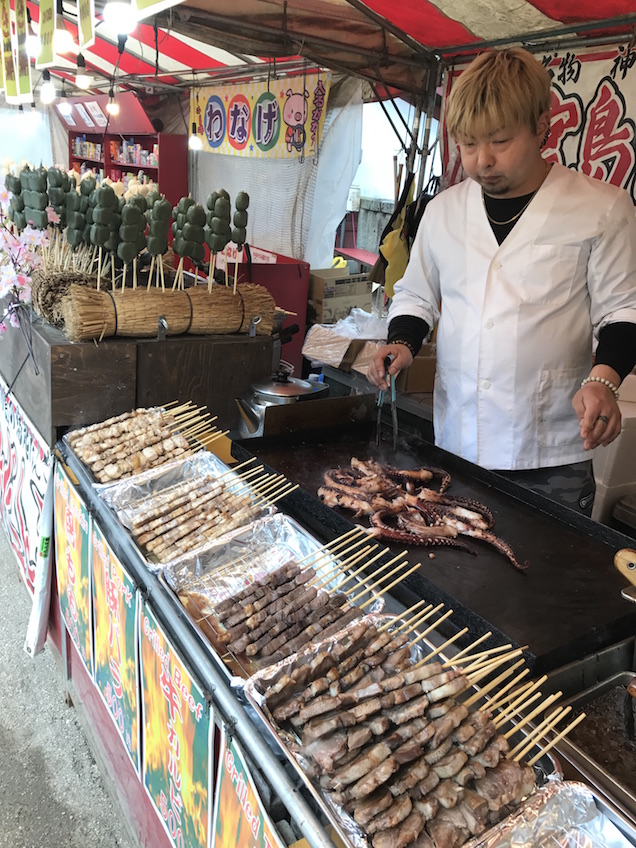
597, 414, 610, 425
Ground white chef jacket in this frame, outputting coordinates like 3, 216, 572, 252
389, 163, 636, 470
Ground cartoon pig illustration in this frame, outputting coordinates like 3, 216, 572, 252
283, 89, 308, 152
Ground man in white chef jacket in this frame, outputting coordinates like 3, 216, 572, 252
369, 48, 636, 514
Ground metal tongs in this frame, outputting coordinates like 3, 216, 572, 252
376, 358, 398, 450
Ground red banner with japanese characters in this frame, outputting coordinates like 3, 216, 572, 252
54, 462, 93, 674
442, 45, 636, 201
92, 521, 140, 774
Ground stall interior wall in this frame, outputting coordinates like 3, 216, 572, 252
189, 76, 363, 269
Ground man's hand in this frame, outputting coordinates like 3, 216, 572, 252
367, 343, 414, 390
572, 381, 622, 451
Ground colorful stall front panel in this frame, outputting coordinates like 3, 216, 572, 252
54, 462, 93, 675
213, 729, 286, 848
141, 602, 213, 848
0, 377, 51, 593
92, 520, 140, 774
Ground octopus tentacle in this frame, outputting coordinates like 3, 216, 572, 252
317, 486, 374, 517
413, 489, 495, 528
384, 465, 452, 493
370, 509, 475, 555
439, 518, 527, 571
324, 467, 397, 496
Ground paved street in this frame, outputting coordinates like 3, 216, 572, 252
0, 526, 136, 848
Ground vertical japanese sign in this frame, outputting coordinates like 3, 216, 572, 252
78, 0, 95, 51
141, 602, 213, 848
14, 0, 31, 102
442, 45, 636, 202
0, 0, 18, 103
213, 729, 286, 848
191, 72, 331, 159
36, 0, 55, 68
0, 376, 51, 594
92, 521, 140, 774
54, 462, 93, 675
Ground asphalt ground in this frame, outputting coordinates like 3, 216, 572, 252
0, 525, 137, 848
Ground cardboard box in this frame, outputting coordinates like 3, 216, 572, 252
308, 268, 373, 324
394, 344, 437, 393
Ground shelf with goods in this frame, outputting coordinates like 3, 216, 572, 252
60, 91, 187, 208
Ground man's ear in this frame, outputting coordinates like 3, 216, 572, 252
537, 111, 551, 141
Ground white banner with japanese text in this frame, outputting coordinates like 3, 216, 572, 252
191, 72, 331, 159
442, 45, 636, 201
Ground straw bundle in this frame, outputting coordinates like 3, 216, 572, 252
61, 286, 193, 342
31, 268, 97, 326
187, 283, 276, 335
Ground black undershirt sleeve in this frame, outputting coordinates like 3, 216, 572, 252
595, 322, 636, 381
387, 315, 429, 358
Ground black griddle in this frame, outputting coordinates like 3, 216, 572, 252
235, 425, 636, 676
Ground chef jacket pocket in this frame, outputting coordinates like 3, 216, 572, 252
536, 367, 588, 448
520, 244, 581, 306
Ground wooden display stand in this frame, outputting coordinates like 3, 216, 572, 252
59, 91, 187, 208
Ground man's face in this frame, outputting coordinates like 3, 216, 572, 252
457, 118, 548, 198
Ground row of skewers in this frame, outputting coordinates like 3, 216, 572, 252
124, 457, 297, 562
66, 402, 226, 483
244, 579, 586, 848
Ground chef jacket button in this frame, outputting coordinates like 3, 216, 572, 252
485, 319, 494, 329
481, 380, 491, 390
492, 260, 502, 270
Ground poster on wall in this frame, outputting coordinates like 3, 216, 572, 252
91, 521, 140, 774
442, 45, 636, 201
54, 462, 93, 675
0, 376, 51, 594
191, 72, 331, 159
212, 729, 286, 848
140, 602, 213, 848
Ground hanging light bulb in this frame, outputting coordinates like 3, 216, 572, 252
40, 69, 56, 105
188, 121, 203, 151
75, 54, 91, 90
102, 0, 137, 35
58, 84, 73, 117
106, 87, 119, 115
54, 23, 75, 54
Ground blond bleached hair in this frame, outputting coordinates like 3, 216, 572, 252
445, 48, 551, 141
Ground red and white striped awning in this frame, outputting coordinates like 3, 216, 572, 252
25, 0, 636, 96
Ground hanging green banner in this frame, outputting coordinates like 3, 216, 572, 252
36, 0, 55, 69
14, 0, 32, 103
78, 0, 95, 51
0, 0, 18, 103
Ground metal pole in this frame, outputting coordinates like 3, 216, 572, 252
416, 60, 441, 197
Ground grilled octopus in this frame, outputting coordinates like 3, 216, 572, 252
318, 459, 527, 572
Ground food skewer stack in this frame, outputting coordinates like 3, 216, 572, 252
66, 402, 226, 483
248, 605, 586, 848
179, 528, 425, 669
124, 460, 297, 563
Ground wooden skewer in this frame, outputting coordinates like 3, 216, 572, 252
148, 255, 155, 290
313, 547, 384, 593
467, 652, 526, 689
441, 631, 493, 669
526, 712, 586, 767
378, 598, 431, 633
464, 659, 526, 707
503, 690, 562, 740
311, 547, 374, 591
461, 644, 515, 673
420, 627, 469, 664
160, 257, 165, 290
402, 602, 445, 637
492, 675, 548, 722
486, 670, 538, 713
97, 246, 102, 290
444, 637, 506, 669
263, 484, 299, 505
465, 647, 526, 677
385, 602, 433, 635
358, 561, 423, 609
338, 549, 400, 590
495, 690, 545, 730
303, 536, 369, 580
342, 560, 410, 609
197, 429, 230, 447
511, 705, 573, 762
411, 608, 455, 655
343, 557, 409, 604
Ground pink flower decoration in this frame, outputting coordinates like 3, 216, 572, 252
46, 206, 60, 224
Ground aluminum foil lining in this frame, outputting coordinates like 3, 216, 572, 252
465, 779, 636, 847
162, 514, 385, 679
97, 452, 275, 570
245, 613, 562, 848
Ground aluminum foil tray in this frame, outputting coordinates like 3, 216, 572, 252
466, 779, 636, 847
98, 452, 276, 571
244, 613, 560, 848
160, 513, 384, 680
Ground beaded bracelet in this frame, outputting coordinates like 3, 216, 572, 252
580, 376, 620, 399
388, 339, 418, 357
